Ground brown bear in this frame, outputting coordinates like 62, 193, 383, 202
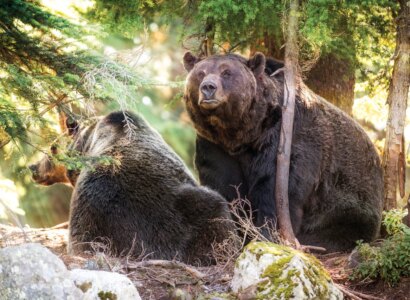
183, 52, 384, 251
29, 110, 232, 264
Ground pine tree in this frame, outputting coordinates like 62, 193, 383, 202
0, 0, 142, 150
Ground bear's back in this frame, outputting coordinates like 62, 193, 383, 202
89, 111, 196, 186
295, 87, 383, 193
69, 111, 199, 258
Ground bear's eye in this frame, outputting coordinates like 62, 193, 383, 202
50, 145, 58, 155
221, 69, 232, 78
197, 70, 205, 80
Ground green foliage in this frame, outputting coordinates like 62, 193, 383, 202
383, 209, 408, 235
0, 0, 189, 227
0, 98, 26, 143
88, 0, 151, 39
91, 0, 284, 52
0, 0, 96, 146
54, 150, 120, 173
197, 0, 284, 46
352, 209, 410, 285
0, 0, 157, 150
90, 0, 399, 98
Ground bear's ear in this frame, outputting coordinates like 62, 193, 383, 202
65, 118, 79, 136
183, 52, 199, 72
248, 52, 266, 76
265, 58, 284, 76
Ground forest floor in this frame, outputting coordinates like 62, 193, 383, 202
1, 223, 409, 300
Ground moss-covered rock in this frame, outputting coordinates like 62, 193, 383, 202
231, 242, 342, 300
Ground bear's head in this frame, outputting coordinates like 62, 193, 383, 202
28, 118, 79, 186
29, 111, 138, 187
28, 143, 71, 186
183, 52, 281, 153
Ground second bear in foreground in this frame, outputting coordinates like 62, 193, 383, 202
183, 52, 384, 251
30, 111, 232, 265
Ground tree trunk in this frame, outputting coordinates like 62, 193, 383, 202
382, 0, 410, 211
305, 53, 355, 115
203, 20, 215, 57
407, 196, 410, 226
263, 32, 285, 59
275, 0, 299, 245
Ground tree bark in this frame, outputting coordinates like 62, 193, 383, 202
407, 195, 410, 226
263, 32, 285, 59
275, 0, 299, 245
305, 53, 355, 115
382, 0, 410, 210
203, 20, 214, 57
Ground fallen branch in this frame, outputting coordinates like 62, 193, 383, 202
127, 259, 206, 280
300, 245, 327, 253
281, 229, 326, 253
336, 283, 383, 300
51, 221, 69, 229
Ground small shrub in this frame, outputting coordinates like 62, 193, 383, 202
352, 209, 410, 285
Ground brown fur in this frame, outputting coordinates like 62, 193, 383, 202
184, 52, 383, 251
29, 111, 233, 264
29, 155, 70, 186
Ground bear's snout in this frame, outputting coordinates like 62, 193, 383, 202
28, 164, 38, 178
197, 75, 224, 109
200, 81, 217, 100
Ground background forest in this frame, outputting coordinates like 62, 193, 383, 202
0, 0, 407, 230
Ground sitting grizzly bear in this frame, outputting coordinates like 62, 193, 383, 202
29, 111, 232, 264
183, 52, 383, 251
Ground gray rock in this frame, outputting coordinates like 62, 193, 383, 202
0, 243, 82, 300
70, 269, 141, 300
0, 243, 141, 300
347, 248, 362, 269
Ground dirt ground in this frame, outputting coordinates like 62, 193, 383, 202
1, 223, 409, 300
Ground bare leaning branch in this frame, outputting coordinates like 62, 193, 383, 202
275, 0, 300, 246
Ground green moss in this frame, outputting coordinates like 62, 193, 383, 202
301, 260, 330, 299
98, 291, 118, 300
78, 281, 92, 292
256, 255, 296, 299
246, 241, 293, 257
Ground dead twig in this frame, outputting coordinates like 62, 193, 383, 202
38, 93, 67, 117
270, 67, 285, 77
300, 244, 327, 253
127, 260, 206, 280
51, 221, 69, 229
336, 283, 383, 300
